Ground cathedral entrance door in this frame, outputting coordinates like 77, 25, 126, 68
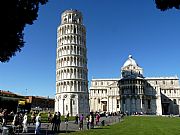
101, 101, 107, 111
162, 103, 169, 115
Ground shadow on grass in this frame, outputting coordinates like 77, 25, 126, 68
92, 127, 110, 130
58, 130, 76, 133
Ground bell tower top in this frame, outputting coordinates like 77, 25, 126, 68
61, 9, 83, 25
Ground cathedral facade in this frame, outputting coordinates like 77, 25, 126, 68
89, 55, 180, 115
55, 10, 89, 116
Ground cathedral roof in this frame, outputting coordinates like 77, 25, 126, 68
123, 55, 138, 67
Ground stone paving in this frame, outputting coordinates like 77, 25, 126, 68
0, 116, 122, 135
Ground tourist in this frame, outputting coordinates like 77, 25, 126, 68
1, 109, 8, 126
48, 111, 52, 123
12, 112, 20, 132
10, 110, 14, 116
75, 114, 79, 124
35, 113, 41, 134
51, 112, 57, 132
31, 112, 36, 125
22, 113, 28, 133
67, 112, 69, 120
56, 112, 61, 132
79, 114, 84, 130
86, 115, 90, 129
65, 113, 69, 123
95, 113, 100, 125
106, 112, 108, 118
64, 113, 69, 132
89, 112, 94, 129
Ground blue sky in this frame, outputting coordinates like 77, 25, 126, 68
1, 0, 180, 97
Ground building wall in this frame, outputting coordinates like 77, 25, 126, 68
89, 56, 180, 115
55, 10, 89, 116
89, 79, 120, 113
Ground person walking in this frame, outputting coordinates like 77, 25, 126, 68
31, 112, 36, 125
79, 114, 84, 130
22, 113, 28, 133
51, 112, 57, 132
75, 114, 79, 124
47, 112, 52, 123
95, 113, 100, 125
89, 112, 94, 129
105, 112, 108, 118
86, 115, 90, 130
35, 113, 41, 134
64, 113, 69, 132
12, 112, 20, 133
2, 109, 8, 127
56, 112, 61, 132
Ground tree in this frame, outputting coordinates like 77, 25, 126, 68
155, 0, 180, 11
1, 0, 48, 62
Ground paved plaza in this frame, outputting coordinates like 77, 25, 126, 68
0, 116, 122, 135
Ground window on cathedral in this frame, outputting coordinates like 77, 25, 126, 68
98, 90, 99, 94
122, 89, 124, 94
173, 99, 177, 104
163, 81, 165, 85
95, 82, 97, 85
164, 90, 166, 93
66, 105, 68, 111
170, 90, 171, 93
148, 100, 151, 109
98, 99, 100, 104
72, 100, 75, 105
156, 81, 157, 85
122, 98, 125, 104
174, 90, 176, 93
171, 81, 173, 85
117, 100, 120, 108
101, 82, 103, 85
142, 99, 144, 104
132, 87, 135, 94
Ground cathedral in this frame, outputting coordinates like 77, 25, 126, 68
89, 55, 180, 115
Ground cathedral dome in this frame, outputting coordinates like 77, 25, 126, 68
123, 55, 138, 67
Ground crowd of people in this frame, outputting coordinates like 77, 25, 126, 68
0, 108, 42, 134
73, 112, 101, 130
0, 109, 106, 134
0, 108, 43, 134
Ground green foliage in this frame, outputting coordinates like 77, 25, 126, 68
28, 112, 75, 123
62, 116, 180, 135
1, 0, 48, 62
155, 0, 180, 11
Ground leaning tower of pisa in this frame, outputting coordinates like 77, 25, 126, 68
55, 9, 89, 116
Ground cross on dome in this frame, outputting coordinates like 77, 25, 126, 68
128, 55, 132, 58
123, 55, 138, 67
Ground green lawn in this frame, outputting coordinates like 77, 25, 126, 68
62, 116, 180, 135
